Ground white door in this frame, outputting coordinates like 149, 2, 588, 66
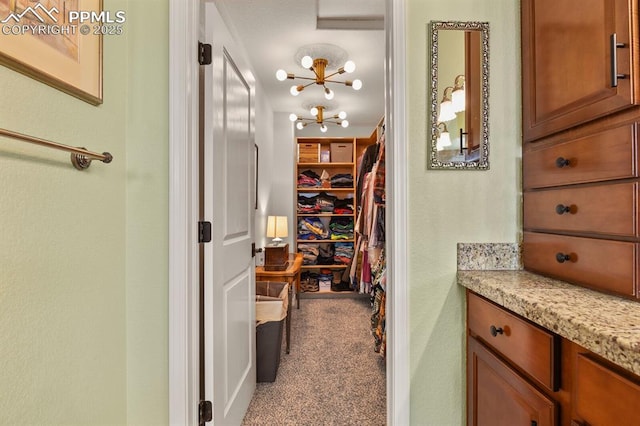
202, 2, 256, 424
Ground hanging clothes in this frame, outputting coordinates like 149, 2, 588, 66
351, 129, 387, 356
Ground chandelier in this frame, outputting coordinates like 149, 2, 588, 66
276, 44, 362, 100
289, 106, 349, 132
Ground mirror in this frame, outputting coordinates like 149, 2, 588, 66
428, 21, 489, 170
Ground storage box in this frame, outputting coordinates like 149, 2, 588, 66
318, 280, 331, 292
298, 143, 319, 163
330, 142, 353, 162
264, 243, 289, 271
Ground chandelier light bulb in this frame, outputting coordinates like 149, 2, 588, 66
276, 69, 288, 81
341, 120, 349, 128
301, 55, 313, 69
296, 122, 304, 130
351, 79, 363, 90
324, 88, 334, 100
343, 60, 356, 73
338, 111, 347, 119
290, 85, 301, 96
310, 107, 319, 116
320, 124, 328, 133
289, 113, 298, 122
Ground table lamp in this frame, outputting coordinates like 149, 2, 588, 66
264, 215, 289, 270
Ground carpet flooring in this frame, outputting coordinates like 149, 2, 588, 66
242, 296, 387, 425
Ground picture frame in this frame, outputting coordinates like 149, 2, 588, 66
254, 143, 259, 210
0, 0, 103, 105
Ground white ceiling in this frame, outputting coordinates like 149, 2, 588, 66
215, 0, 386, 131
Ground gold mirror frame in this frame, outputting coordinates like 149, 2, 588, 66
428, 21, 490, 170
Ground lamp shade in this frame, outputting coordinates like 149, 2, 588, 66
452, 88, 465, 112
266, 216, 288, 243
438, 100, 456, 122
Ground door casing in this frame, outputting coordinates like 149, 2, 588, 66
168, 0, 409, 424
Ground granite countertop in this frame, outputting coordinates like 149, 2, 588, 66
458, 270, 640, 376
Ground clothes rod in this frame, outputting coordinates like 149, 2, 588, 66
0, 127, 113, 170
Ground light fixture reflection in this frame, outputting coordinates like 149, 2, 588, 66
438, 86, 456, 122
452, 75, 466, 113
436, 122, 452, 151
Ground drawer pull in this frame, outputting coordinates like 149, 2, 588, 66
489, 325, 504, 337
556, 253, 571, 263
555, 157, 570, 168
555, 204, 571, 215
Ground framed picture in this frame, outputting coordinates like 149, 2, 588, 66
254, 143, 259, 210
0, 0, 103, 105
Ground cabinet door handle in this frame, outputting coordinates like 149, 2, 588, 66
489, 325, 504, 337
555, 204, 571, 214
556, 253, 571, 263
611, 33, 627, 87
555, 157, 570, 168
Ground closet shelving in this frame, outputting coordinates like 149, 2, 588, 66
295, 131, 377, 293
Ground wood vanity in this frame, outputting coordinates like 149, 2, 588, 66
461, 0, 640, 423
460, 271, 640, 426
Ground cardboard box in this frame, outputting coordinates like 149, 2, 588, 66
330, 142, 353, 163
298, 143, 319, 163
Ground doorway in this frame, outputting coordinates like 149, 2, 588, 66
168, 0, 409, 424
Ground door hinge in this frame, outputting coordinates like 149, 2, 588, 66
251, 242, 256, 257
199, 400, 212, 424
198, 42, 212, 65
198, 221, 212, 243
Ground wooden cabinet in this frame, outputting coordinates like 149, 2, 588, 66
521, 1, 640, 301
467, 292, 559, 425
521, 0, 640, 142
467, 337, 557, 426
573, 353, 640, 426
295, 136, 373, 293
467, 290, 640, 426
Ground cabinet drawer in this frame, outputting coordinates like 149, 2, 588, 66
523, 123, 637, 189
523, 182, 639, 237
574, 354, 640, 426
523, 232, 637, 298
467, 292, 559, 392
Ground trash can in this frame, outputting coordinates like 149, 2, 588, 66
255, 281, 289, 382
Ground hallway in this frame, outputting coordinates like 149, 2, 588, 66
242, 297, 386, 425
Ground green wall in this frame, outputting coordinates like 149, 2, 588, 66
407, 1, 521, 424
0, 0, 169, 424
0, 0, 521, 423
